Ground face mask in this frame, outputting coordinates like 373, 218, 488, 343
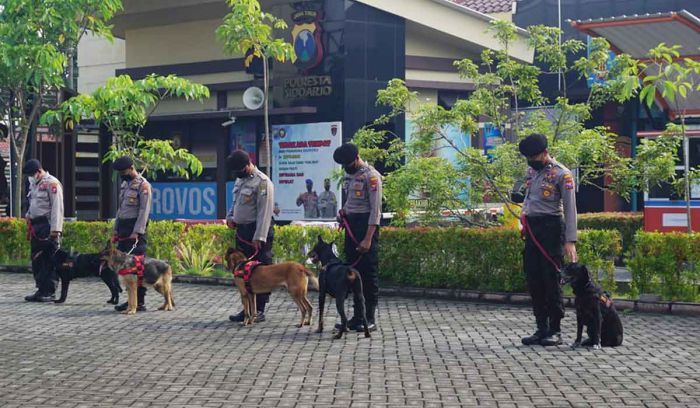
120, 174, 134, 182
28, 176, 37, 184
344, 164, 358, 174
527, 160, 546, 171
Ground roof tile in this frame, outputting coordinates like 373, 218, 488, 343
448, 0, 513, 14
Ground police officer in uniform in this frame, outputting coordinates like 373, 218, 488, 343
318, 178, 337, 219
112, 156, 152, 312
226, 150, 275, 322
296, 179, 319, 218
333, 143, 382, 332
23, 159, 63, 302
518, 134, 577, 346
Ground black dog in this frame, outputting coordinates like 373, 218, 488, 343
53, 249, 122, 304
308, 236, 371, 339
562, 263, 623, 349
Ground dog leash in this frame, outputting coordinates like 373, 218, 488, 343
126, 239, 139, 255
338, 210, 364, 268
113, 235, 140, 255
26, 220, 50, 242
27, 220, 62, 261
521, 215, 561, 273
236, 233, 260, 261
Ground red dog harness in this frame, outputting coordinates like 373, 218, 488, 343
233, 260, 262, 294
118, 255, 145, 286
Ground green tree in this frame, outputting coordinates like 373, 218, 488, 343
216, 0, 296, 175
636, 44, 700, 233
42, 74, 210, 178
0, 0, 123, 217
352, 22, 681, 226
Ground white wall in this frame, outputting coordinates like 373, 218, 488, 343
77, 34, 126, 94
125, 19, 232, 67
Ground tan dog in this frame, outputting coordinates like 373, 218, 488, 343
225, 248, 318, 327
104, 244, 175, 315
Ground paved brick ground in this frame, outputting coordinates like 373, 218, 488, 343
1, 273, 699, 408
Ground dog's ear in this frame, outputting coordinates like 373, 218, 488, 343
317, 235, 324, 243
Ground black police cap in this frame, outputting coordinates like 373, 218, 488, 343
112, 156, 134, 171
227, 150, 250, 171
333, 143, 359, 165
23, 159, 41, 175
518, 133, 548, 157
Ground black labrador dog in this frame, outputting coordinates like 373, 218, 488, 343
53, 249, 122, 304
562, 263, 623, 349
308, 236, 371, 339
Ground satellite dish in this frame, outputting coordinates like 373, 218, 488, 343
242, 87, 265, 110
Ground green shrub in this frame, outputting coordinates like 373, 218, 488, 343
183, 223, 235, 264
578, 212, 643, 255
379, 227, 620, 293
147, 221, 186, 261
63, 221, 112, 253
0, 218, 29, 265
628, 232, 700, 302
379, 227, 525, 291
272, 224, 342, 264
0, 218, 626, 296
175, 240, 216, 276
577, 229, 621, 293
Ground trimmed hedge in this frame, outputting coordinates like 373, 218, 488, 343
627, 231, 700, 302
0, 218, 29, 265
578, 212, 643, 254
0, 218, 620, 294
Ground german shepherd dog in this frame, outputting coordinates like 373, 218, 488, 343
53, 248, 122, 304
225, 248, 318, 327
307, 236, 371, 340
103, 244, 175, 315
562, 263, 624, 349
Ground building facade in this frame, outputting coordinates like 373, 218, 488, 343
73, 0, 532, 221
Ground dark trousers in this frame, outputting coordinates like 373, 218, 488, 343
524, 215, 565, 331
115, 218, 148, 256
236, 221, 274, 311
29, 217, 58, 296
343, 212, 379, 323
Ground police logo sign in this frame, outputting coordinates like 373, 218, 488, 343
291, 10, 323, 72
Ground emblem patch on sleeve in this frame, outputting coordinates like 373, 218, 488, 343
564, 174, 575, 190
51, 184, 58, 194
369, 176, 379, 192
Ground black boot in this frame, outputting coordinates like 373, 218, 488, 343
256, 301, 266, 322
356, 303, 377, 332
229, 310, 245, 322
136, 287, 147, 311
114, 287, 147, 312
24, 291, 41, 302
540, 318, 562, 346
522, 317, 549, 345
335, 316, 360, 331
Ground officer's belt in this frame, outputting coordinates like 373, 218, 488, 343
524, 214, 562, 221
30, 216, 49, 225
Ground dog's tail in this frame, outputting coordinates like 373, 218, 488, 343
304, 268, 319, 290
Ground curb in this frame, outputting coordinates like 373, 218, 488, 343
3, 267, 700, 316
